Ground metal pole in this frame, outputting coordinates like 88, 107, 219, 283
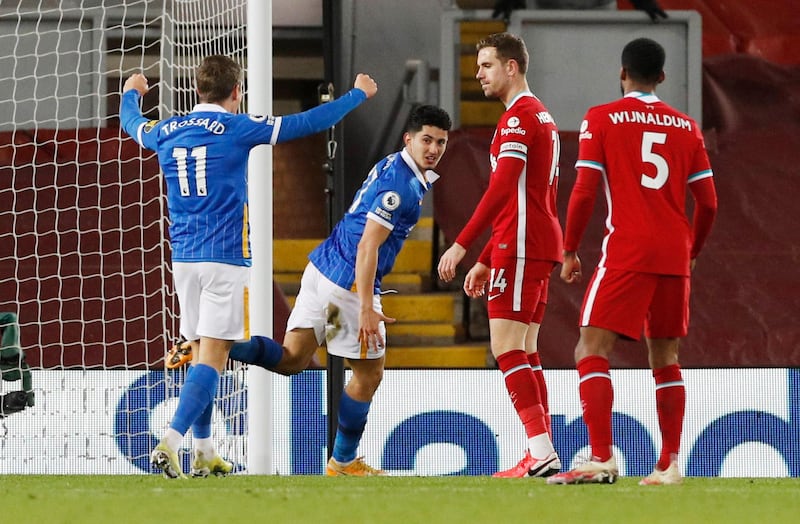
322, 0, 345, 460
246, 0, 274, 475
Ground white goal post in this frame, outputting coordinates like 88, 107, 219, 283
0, 0, 272, 474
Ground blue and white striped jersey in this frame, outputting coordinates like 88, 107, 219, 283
120, 88, 367, 265
310, 148, 437, 293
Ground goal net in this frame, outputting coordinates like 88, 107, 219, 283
0, 0, 249, 474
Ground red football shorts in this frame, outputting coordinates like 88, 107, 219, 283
580, 267, 690, 340
486, 258, 554, 324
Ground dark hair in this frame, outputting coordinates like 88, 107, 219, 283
195, 55, 242, 104
406, 105, 452, 133
476, 32, 529, 74
621, 38, 665, 84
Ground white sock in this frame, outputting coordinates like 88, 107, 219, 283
193, 437, 215, 457
162, 428, 183, 451
527, 432, 556, 459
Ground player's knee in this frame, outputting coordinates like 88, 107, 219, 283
355, 365, 384, 393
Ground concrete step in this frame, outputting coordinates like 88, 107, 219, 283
273, 227, 482, 363
274, 238, 432, 274
457, 20, 507, 127
275, 271, 430, 295
459, 19, 506, 47
387, 322, 461, 346
460, 100, 504, 127
288, 293, 457, 324
408, 215, 434, 241
314, 342, 489, 369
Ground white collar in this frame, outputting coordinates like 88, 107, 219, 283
625, 91, 660, 104
191, 103, 228, 113
401, 148, 439, 189
506, 90, 534, 109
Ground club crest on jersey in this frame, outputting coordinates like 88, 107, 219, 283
381, 191, 401, 211
579, 119, 593, 140
501, 115, 526, 137
248, 114, 276, 126
143, 120, 159, 133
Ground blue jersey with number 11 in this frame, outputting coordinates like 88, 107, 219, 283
120, 88, 367, 266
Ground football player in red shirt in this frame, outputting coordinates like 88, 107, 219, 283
438, 32, 563, 478
548, 38, 717, 486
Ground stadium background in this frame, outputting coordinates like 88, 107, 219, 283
0, 0, 798, 475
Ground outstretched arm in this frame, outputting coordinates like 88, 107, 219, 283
276, 73, 378, 143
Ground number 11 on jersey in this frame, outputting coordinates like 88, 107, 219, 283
173, 146, 208, 197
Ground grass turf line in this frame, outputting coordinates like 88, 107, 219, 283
2, 475, 799, 523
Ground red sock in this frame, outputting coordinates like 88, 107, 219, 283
653, 363, 685, 470
527, 352, 551, 437
577, 355, 613, 462
496, 350, 547, 438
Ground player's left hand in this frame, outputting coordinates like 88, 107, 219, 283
629, 0, 668, 23
464, 263, 490, 298
358, 308, 395, 352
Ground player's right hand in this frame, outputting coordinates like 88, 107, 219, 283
123, 73, 150, 96
437, 243, 467, 282
560, 251, 582, 284
354, 73, 378, 99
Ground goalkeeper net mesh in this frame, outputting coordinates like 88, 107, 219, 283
0, 0, 248, 474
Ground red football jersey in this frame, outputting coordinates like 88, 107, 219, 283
573, 92, 713, 275
456, 93, 563, 265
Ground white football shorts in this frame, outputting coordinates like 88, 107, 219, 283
287, 262, 386, 360
173, 261, 249, 341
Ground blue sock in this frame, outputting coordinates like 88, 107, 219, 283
332, 391, 371, 463
170, 363, 219, 435
189, 364, 214, 439
229, 336, 284, 369
191, 401, 214, 439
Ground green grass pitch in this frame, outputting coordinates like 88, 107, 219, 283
2, 475, 798, 523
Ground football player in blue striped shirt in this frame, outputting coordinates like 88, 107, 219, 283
120, 55, 377, 478
222, 104, 451, 475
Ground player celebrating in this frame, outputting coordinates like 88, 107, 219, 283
170, 104, 452, 476
120, 55, 377, 478
437, 32, 563, 478
547, 38, 717, 485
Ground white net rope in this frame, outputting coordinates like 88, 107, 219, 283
0, 0, 248, 474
